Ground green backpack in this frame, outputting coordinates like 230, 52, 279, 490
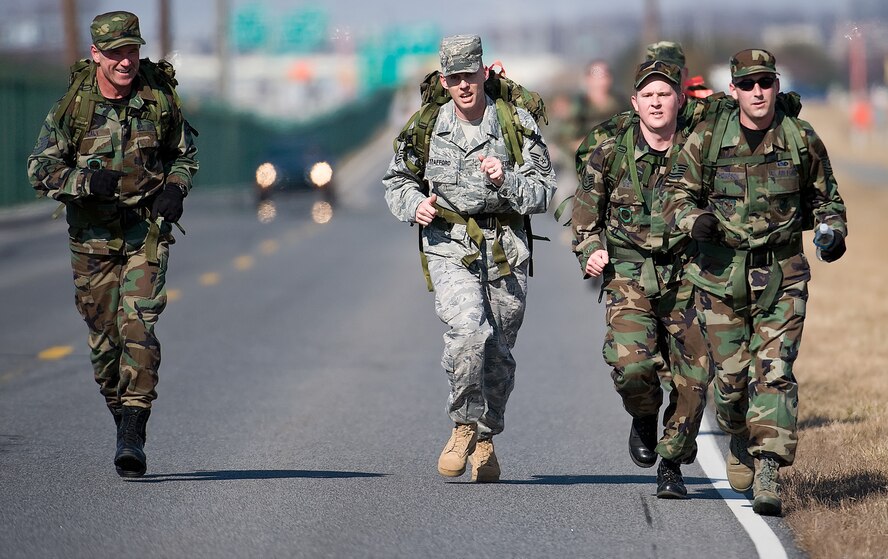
53, 57, 184, 150
393, 67, 549, 289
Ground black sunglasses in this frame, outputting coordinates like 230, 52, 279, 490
733, 76, 776, 91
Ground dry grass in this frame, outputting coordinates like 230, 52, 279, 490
779, 103, 888, 558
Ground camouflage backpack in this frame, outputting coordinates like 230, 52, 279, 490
394, 67, 547, 177
53, 57, 184, 150
555, 91, 727, 223
393, 67, 549, 290
699, 92, 809, 201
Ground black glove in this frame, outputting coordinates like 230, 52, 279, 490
691, 213, 722, 243
88, 169, 124, 198
151, 184, 185, 222
820, 230, 846, 262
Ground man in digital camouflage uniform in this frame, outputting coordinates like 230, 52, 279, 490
572, 60, 714, 498
27, 11, 198, 478
661, 49, 847, 515
383, 35, 555, 482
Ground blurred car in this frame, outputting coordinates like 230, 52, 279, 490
254, 139, 336, 207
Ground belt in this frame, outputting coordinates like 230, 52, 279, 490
699, 233, 802, 312
608, 244, 685, 297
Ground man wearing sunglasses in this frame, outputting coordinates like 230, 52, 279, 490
661, 49, 848, 515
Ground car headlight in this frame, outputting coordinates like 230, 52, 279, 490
255, 162, 278, 189
309, 161, 333, 188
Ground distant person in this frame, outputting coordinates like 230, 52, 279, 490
564, 60, 630, 150
27, 11, 198, 478
645, 41, 714, 101
661, 49, 848, 515
571, 60, 714, 498
383, 35, 555, 482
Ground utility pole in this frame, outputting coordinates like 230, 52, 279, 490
159, 0, 172, 59
61, 0, 79, 65
217, 0, 230, 103
641, 0, 661, 52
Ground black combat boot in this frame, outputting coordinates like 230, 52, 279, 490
115, 406, 150, 478
629, 415, 658, 468
109, 406, 123, 431
656, 458, 687, 499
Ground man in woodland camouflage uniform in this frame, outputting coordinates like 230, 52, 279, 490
27, 11, 198, 477
661, 49, 847, 515
644, 41, 714, 102
383, 35, 555, 482
572, 60, 713, 498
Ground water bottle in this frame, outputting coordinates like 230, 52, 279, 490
813, 223, 834, 262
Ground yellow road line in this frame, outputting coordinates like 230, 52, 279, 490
260, 239, 279, 254
233, 255, 254, 270
200, 272, 220, 286
167, 288, 182, 302
38, 346, 74, 360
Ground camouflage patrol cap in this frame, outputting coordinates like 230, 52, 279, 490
634, 60, 682, 90
439, 35, 483, 76
645, 41, 686, 68
90, 11, 146, 51
730, 49, 779, 78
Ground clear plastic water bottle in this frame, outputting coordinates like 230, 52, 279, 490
813, 223, 835, 262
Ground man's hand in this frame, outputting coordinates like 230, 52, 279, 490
820, 230, 846, 262
151, 184, 186, 222
691, 213, 722, 243
415, 194, 438, 226
585, 249, 609, 278
479, 155, 505, 187
87, 169, 124, 198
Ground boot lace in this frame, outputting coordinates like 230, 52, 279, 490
757, 459, 779, 492
730, 435, 751, 463
448, 424, 475, 453
659, 460, 682, 483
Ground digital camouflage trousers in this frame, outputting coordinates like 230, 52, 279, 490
603, 270, 714, 464
70, 240, 169, 410
695, 280, 806, 466
427, 255, 528, 440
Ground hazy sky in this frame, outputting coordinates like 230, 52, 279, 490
86, 0, 848, 48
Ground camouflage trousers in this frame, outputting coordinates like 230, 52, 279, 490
427, 255, 528, 440
70, 240, 169, 410
695, 280, 805, 466
603, 272, 714, 463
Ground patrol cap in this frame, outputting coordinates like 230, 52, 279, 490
645, 41, 686, 68
730, 49, 779, 78
90, 11, 146, 51
634, 60, 682, 90
439, 35, 483, 76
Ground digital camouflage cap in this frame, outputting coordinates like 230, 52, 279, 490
439, 35, 483, 76
731, 49, 779, 78
634, 60, 682, 90
645, 41, 685, 68
90, 11, 146, 51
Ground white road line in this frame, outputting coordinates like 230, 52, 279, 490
697, 413, 789, 559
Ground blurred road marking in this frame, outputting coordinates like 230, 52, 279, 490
167, 288, 182, 302
234, 255, 254, 270
38, 346, 73, 360
200, 272, 220, 286
260, 239, 279, 254
698, 414, 789, 559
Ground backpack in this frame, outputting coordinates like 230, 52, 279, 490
699, 91, 812, 228
393, 66, 549, 290
394, 67, 547, 178
53, 58, 184, 150
556, 91, 728, 224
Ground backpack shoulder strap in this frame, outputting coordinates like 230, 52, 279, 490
53, 59, 99, 150
700, 98, 736, 194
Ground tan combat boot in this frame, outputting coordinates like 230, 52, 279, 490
752, 457, 782, 516
437, 423, 478, 477
469, 439, 501, 482
726, 434, 754, 492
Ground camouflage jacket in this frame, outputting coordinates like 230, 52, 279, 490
661, 108, 848, 299
383, 96, 556, 281
27, 68, 199, 255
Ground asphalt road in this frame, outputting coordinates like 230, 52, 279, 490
0, 135, 802, 558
